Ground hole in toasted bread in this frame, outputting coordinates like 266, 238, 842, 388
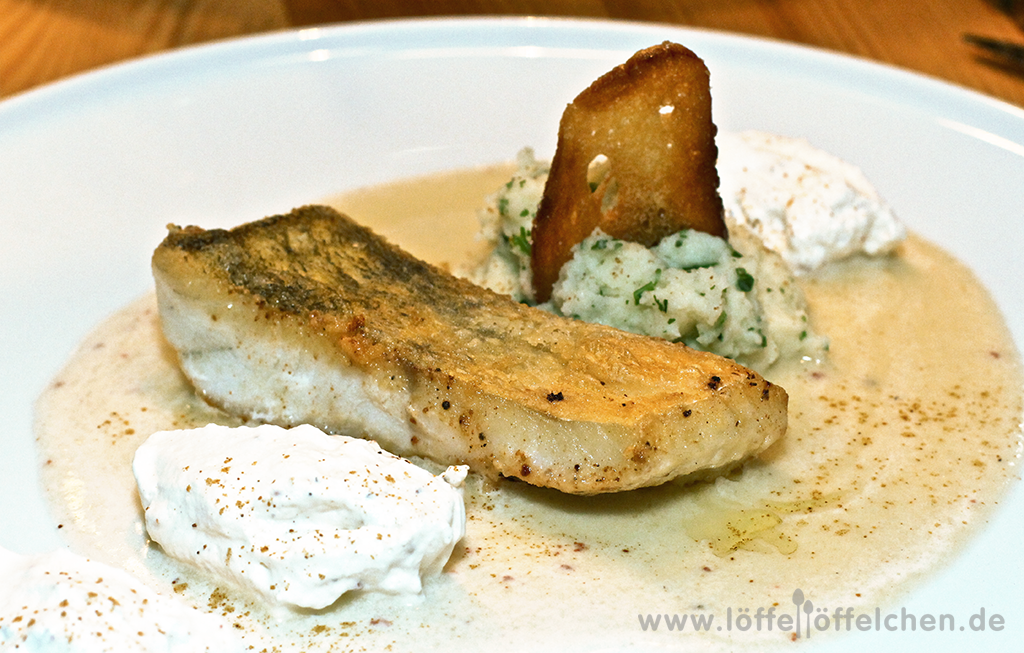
586, 154, 610, 193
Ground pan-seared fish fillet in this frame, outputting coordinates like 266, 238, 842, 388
152, 205, 787, 495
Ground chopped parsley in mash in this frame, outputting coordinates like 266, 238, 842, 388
551, 226, 824, 373
467, 133, 905, 373
469, 148, 547, 304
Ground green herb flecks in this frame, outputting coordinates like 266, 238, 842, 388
680, 262, 717, 271
633, 269, 663, 306
590, 238, 623, 251
509, 226, 532, 256
735, 268, 755, 292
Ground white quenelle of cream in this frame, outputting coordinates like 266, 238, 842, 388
0, 545, 242, 652
717, 130, 906, 274
132, 423, 468, 611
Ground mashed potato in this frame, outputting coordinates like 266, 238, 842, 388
549, 226, 825, 372
466, 139, 854, 373
468, 148, 548, 304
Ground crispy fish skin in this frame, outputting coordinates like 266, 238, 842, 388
152, 205, 786, 495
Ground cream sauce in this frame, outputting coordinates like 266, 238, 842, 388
34, 165, 1024, 651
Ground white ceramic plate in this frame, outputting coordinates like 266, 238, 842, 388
2, 17, 1023, 652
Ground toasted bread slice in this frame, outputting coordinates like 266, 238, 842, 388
152, 206, 785, 494
531, 41, 726, 302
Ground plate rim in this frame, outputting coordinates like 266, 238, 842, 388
4, 15, 1024, 133
3, 16, 1023, 652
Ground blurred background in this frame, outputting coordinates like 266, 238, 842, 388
2, 0, 1024, 105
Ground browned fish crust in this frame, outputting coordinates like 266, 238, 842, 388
153, 205, 787, 494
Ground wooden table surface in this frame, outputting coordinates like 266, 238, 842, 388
3, 0, 1024, 108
